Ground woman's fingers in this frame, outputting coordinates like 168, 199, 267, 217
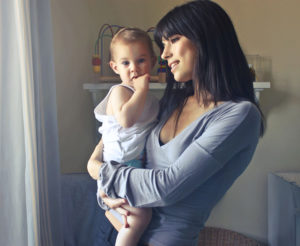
99, 189, 124, 208
115, 206, 130, 216
98, 189, 107, 198
102, 196, 128, 209
98, 189, 130, 228
99, 189, 130, 215
121, 214, 129, 228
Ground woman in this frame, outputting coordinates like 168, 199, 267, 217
88, 1, 264, 245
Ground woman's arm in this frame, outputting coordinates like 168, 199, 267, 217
98, 102, 262, 207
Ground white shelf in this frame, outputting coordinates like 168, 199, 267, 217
253, 82, 271, 100
97, 75, 159, 83
253, 82, 271, 89
84, 81, 270, 90
83, 82, 166, 91
83, 81, 270, 100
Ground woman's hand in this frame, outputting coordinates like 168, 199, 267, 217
99, 189, 130, 228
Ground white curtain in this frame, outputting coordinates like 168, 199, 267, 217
0, 0, 63, 245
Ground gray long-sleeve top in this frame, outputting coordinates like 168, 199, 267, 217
98, 100, 261, 246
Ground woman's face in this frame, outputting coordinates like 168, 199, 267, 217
161, 35, 196, 82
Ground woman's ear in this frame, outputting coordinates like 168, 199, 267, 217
109, 61, 119, 75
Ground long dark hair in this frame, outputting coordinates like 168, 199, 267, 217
154, 0, 264, 136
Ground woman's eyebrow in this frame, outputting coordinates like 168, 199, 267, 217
161, 38, 168, 44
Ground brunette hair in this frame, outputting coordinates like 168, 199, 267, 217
110, 27, 155, 61
154, 0, 264, 135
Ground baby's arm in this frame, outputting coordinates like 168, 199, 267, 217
87, 139, 103, 180
108, 74, 150, 128
87, 139, 130, 220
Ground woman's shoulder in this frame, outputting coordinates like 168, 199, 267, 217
219, 100, 260, 118
206, 100, 261, 134
215, 100, 262, 135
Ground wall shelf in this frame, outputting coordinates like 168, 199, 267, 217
97, 76, 160, 83
83, 81, 270, 106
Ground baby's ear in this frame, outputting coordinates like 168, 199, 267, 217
109, 61, 119, 74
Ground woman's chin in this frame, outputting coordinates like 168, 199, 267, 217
174, 77, 192, 83
173, 72, 192, 83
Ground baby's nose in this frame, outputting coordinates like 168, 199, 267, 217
130, 64, 139, 74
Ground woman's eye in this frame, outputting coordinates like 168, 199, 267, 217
170, 36, 180, 43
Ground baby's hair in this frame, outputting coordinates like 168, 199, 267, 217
110, 27, 155, 61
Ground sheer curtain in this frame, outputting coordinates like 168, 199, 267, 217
0, 0, 63, 245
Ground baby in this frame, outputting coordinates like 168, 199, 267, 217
93, 27, 159, 246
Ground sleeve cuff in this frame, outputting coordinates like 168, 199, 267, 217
98, 160, 126, 199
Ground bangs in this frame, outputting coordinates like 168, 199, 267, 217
154, 22, 177, 50
154, 7, 188, 50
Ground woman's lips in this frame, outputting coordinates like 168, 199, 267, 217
169, 61, 179, 73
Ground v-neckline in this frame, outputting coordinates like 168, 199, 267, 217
157, 101, 230, 147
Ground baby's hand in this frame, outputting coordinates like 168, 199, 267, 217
132, 73, 150, 92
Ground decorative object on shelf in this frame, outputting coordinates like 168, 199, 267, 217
246, 55, 271, 82
246, 55, 261, 81
249, 64, 256, 81
92, 55, 101, 73
157, 56, 167, 83
93, 24, 124, 76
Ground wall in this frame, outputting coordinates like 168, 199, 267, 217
51, 0, 300, 242
51, 0, 95, 174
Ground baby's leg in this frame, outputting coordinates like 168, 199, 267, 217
115, 205, 152, 246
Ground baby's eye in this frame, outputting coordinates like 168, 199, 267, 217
121, 61, 129, 66
138, 58, 145, 63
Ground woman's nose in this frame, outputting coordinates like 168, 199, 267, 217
161, 46, 171, 60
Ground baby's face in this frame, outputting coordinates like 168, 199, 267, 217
110, 41, 155, 85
